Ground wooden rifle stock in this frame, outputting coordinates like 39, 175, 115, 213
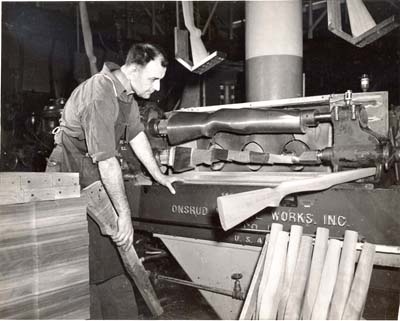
181, 1, 208, 66
217, 167, 376, 231
82, 181, 163, 317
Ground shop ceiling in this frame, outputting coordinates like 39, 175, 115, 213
4, 1, 399, 52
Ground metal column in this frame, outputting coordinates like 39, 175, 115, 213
245, 0, 303, 156
245, 0, 303, 100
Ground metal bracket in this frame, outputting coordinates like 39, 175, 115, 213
174, 23, 226, 75
327, 0, 400, 47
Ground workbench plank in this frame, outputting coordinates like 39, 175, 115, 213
0, 191, 24, 204
0, 172, 78, 188
51, 173, 79, 187
20, 173, 53, 189
0, 172, 80, 205
0, 174, 21, 190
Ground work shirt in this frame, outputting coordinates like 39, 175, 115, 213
49, 62, 145, 284
59, 62, 144, 187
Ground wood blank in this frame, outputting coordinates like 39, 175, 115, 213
284, 236, 313, 320
302, 227, 329, 319
328, 230, 358, 319
256, 223, 283, 318
311, 239, 342, 320
342, 243, 376, 320
259, 231, 289, 320
277, 225, 303, 319
239, 235, 270, 320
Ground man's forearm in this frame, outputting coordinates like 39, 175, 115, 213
130, 131, 163, 181
98, 157, 131, 219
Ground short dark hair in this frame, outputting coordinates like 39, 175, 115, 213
125, 43, 168, 67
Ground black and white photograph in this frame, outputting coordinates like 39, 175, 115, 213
1, 1, 399, 319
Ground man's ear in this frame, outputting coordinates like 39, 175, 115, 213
126, 63, 139, 74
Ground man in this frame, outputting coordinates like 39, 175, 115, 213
47, 43, 178, 319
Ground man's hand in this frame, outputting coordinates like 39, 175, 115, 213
112, 215, 134, 251
130, 132, 182, 195
155, 174, 181, 194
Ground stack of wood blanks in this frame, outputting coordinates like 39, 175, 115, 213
0, 172, 89, 319
240, 223, 376, 320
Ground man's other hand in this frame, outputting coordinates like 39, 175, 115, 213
112, 215, 134, 251
156, 174, 181, 194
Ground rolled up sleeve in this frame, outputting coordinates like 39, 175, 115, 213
81, 99, 118, 162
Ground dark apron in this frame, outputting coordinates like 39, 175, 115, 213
47, 82, 134, 284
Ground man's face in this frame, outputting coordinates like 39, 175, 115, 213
127, 56, 166, 99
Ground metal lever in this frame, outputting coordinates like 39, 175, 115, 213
153, 273, 245, 300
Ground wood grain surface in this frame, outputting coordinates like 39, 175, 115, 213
0, 174, 88, 319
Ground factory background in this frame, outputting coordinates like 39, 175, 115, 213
1, 1, 400, 320
2, 1, 400, 171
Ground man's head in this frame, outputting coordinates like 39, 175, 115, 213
121, 43, 168, 99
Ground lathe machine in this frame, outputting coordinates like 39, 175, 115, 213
122, 90, 400, 319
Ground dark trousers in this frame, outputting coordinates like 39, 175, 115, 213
47, 143, 138, 319
88, 217, 138, 319
90, 274, 138, 320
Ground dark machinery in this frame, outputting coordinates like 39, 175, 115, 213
124, 90, 399, 245
122, 90, 400, 319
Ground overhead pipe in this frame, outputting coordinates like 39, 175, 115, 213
176, 1, 180, 28
152, 2, 156, 35
79, 2, 98, 76
202, 1, 219, 36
